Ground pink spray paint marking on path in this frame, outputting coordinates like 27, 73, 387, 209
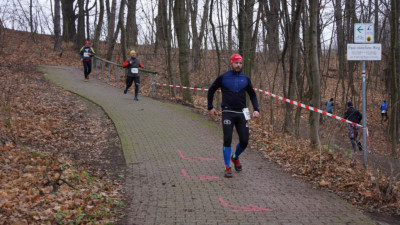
181, 169, 220, 180
177, 150, 217, 161
218, 197, 272, 212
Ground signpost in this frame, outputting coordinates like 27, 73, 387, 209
348, 23, 382, 169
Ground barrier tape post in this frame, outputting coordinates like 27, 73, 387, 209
361, 61, 368, 169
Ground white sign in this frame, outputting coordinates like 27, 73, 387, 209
347, 44, 381, 61
354, 23, 374, 43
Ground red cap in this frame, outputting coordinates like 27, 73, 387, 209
230, 54, 243, 64
85, 40, 90, 44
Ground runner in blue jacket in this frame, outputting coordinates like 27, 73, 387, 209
207, 54, 260, 178
380, 100, 388, 124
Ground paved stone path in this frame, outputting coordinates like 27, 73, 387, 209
40, 66, 374, 225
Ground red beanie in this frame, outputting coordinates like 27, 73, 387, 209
230, 54, 243, 64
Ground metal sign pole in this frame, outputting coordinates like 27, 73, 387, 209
361, 60, 368, 169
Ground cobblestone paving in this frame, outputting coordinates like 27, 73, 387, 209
41, 66, 374, 224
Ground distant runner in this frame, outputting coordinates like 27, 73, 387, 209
380, 100, 388, 125
122, 50, 144, 101
207, 54, 260, 178
79, 40, 95, 82
344, 101, 363, 154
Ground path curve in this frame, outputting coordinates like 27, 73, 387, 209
40, 65, 374, 224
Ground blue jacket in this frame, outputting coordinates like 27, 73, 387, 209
207, 70, 259, 112
380, 103, 388, 112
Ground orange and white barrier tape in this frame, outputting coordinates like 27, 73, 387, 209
151, 82, 367, 131
152, 82, 220, 92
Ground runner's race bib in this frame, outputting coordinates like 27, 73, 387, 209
382, 110, 386, 113
83, 52, 89, 57
242, 108, 251, 120
131, 68, 139, 74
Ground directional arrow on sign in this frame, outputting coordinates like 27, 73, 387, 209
357, 26, 364, 33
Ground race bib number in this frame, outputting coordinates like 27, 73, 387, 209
83, 52, 89, 57
131, 68, 139, 74
242, 108, 251, 120
382, 110, 386, 113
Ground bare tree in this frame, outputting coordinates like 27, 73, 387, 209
238, 0, 261, 80
105, 0, 117, 61
309, 0, 321, 150
76, 0, 85, 48
260, 0, 280, 62
117, 0, 127, 59
61, 0, 76, 42
227, 0, 233, 51
190, 0, 210, 72
85, 0, 96, 40
389, 0, 399, 157
126, 0, 138, 48
333, 0, 346, 104
210, 0, 221, 76
53, 0, 62, 51
93, 0, 104, 52
283, 0, 303, 133
173, 0, 192, 103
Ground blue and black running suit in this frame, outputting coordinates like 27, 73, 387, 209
207, 70, 259, 166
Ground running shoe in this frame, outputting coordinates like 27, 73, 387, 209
84, 78, 88, 82
231, 156, 242, 171
124, 88, 128, 94
134, 96, 139, 101
224, 166, 232, 178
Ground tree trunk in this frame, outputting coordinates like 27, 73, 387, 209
263, 0, 280, 62
126, 0, 138, 48
190, 0, 209, 72
333, 0, 346, 105
155, 0, 166, 51
389, 0, 398, 157
283, 0, 303, 133
105, 0, 117, 61
238, 0, 258, 79
227, 0, 233, 52
53, 0, 62, 51
209, 0, 221, 76
309, 0, 321, 150
29, 0, 34, 34
164, 0, 176, 97
173, 0, 192, 103
93, 0, 104, 52
61, 0, 76, 42
118, 0, 127, 60
76, 0, 85, 48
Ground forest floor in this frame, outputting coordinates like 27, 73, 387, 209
0, 29, 399, 224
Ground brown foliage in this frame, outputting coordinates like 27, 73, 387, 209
0, 29, 124, 224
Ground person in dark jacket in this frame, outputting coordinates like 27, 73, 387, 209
79, 40, 95, 81
207, 54, 260, 178
122, 50, 144, 101
380, 100, 388, 125
344, 101, 363, 154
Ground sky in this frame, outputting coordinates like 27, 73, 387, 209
1, 0, 379, 51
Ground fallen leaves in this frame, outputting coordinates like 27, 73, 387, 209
0, 30, 125, 224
